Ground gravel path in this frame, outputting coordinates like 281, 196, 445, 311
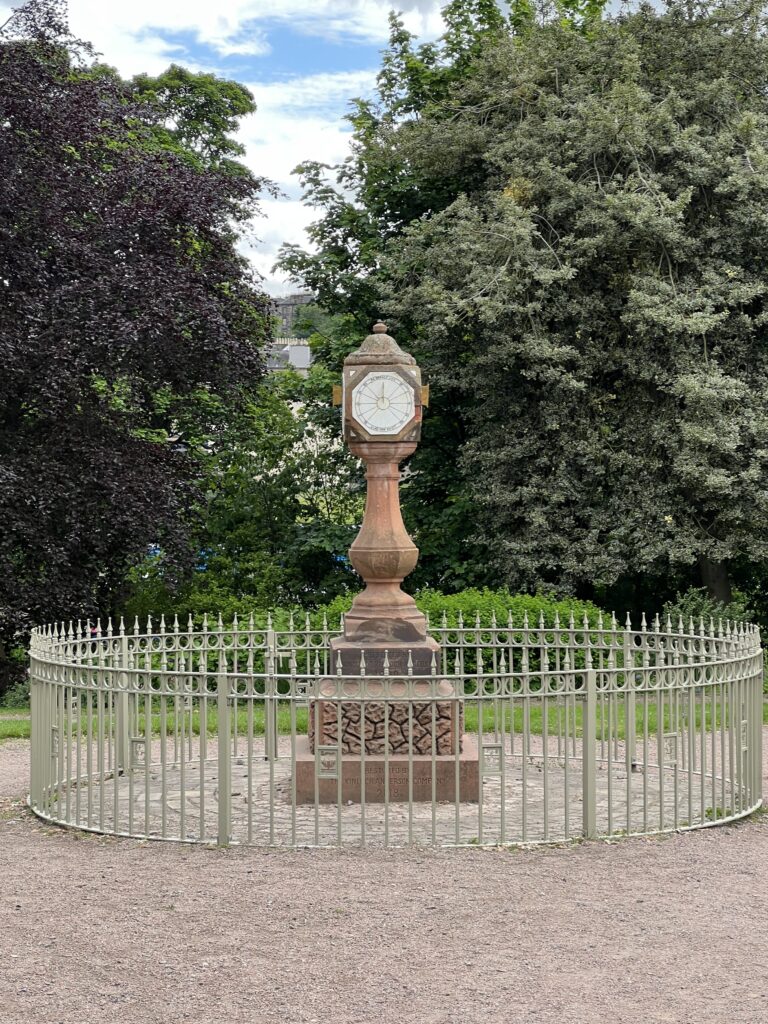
2, 735, 768, 1024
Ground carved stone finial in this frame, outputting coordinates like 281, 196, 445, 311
344, 321, 416, 366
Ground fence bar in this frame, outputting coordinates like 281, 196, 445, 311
217, 654, 231, 847
582, 669, 597, 840
116, 632, 130, 776
24, 615, 763, 851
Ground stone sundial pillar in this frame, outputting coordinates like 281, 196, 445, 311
333, 321, 434, 671
298, 323, 477, 803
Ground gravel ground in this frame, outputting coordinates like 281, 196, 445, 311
2, 735, 768, 1024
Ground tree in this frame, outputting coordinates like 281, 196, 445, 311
125, 369, 364, 622
279, 1, 517, 590
279, 1, 511, 324
281, 0, 768, 607
130, 64, 257, 174
381, 0, 768, 604
0, 0, 272, 691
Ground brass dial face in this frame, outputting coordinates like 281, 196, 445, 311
351, 371, 415, 436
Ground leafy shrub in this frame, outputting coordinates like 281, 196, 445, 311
214, 588, 606, 631
123, 587, 607, 633
0, 647, 29, 708
411, 588, 605, 629
662, 588, 765, 693
1, 676, 30, 709
661, 587, 753, 627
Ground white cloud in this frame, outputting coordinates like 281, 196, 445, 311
238, 70, 379, 291
253, 0, 445, 44
239, 199, 318, 295
0, 1, 448, 293
75, 2, 266, 72
41, 1, 445, 77
242, 69, 377, 190
249, 70, 379, 116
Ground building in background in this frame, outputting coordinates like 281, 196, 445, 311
273, 293, 314, 337
266, 337, 312, 374
268, 293, 314, 375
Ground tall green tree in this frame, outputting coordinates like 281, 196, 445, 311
382, 0, 768, 604
281, 0, 768, 607
280, 1, 518, 590
0, 0, 272, 691
130, 64, 257, 173
192, 370, 363, 612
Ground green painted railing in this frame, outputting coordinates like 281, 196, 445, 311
28, 613, 763, 848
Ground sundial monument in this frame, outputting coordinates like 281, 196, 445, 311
295, 322, 479, 802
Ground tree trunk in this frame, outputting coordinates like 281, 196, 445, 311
698, 555, 732, 605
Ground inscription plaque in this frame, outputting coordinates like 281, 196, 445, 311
481, 742, 503, 777
662, 732, 678, 766
317, 744, 340, 779
130, 736, 147, 769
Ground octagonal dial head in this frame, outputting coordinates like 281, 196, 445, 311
351, 371, 415, 437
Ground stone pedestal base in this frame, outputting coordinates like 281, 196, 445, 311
312, 636, 463, 756
307, 696, 463, 756
294, 734, 479, 804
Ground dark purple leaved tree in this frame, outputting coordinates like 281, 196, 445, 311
0, 0, 273, 692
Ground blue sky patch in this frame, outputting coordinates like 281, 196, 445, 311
136, 21, 385, 85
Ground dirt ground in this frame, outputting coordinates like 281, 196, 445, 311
1, 736, 768, 1024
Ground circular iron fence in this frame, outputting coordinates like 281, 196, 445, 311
28, 612, 763, 848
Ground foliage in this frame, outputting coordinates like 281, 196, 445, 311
280, 0, 768, 612
662, 587, 753, 627
0, 0, 272, 694
316, 587, 605, 630
130, 64, 257, 174
279, 1, 513, 323
294, 304, 362, 369
123, 368, 365, 623
128, 586, 606, 633
0, 649, 29, 708
412, 587, 603, 627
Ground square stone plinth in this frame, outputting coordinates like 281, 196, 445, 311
294, 734, 479, 804
330, 636, 440, 677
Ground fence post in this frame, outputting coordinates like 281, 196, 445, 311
217, 648, 231, 847
29, 644, 39, 810
116, 628, 130, 775
753, 659, 762, 808
582, 668, 597, 840
265, 628, 278, 762
624, 620, 637, 771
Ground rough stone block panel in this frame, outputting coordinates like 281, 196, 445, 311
307, 698, 463, 755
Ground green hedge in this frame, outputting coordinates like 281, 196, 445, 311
167, 587, 607, 632
410, 588, 604, 629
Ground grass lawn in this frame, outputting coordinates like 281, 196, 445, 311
0, 715, 31, 741
3, 698, 766, 743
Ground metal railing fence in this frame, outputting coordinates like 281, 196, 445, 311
28, 611, 763, 848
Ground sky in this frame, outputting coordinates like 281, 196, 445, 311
1, 0, 450, 295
